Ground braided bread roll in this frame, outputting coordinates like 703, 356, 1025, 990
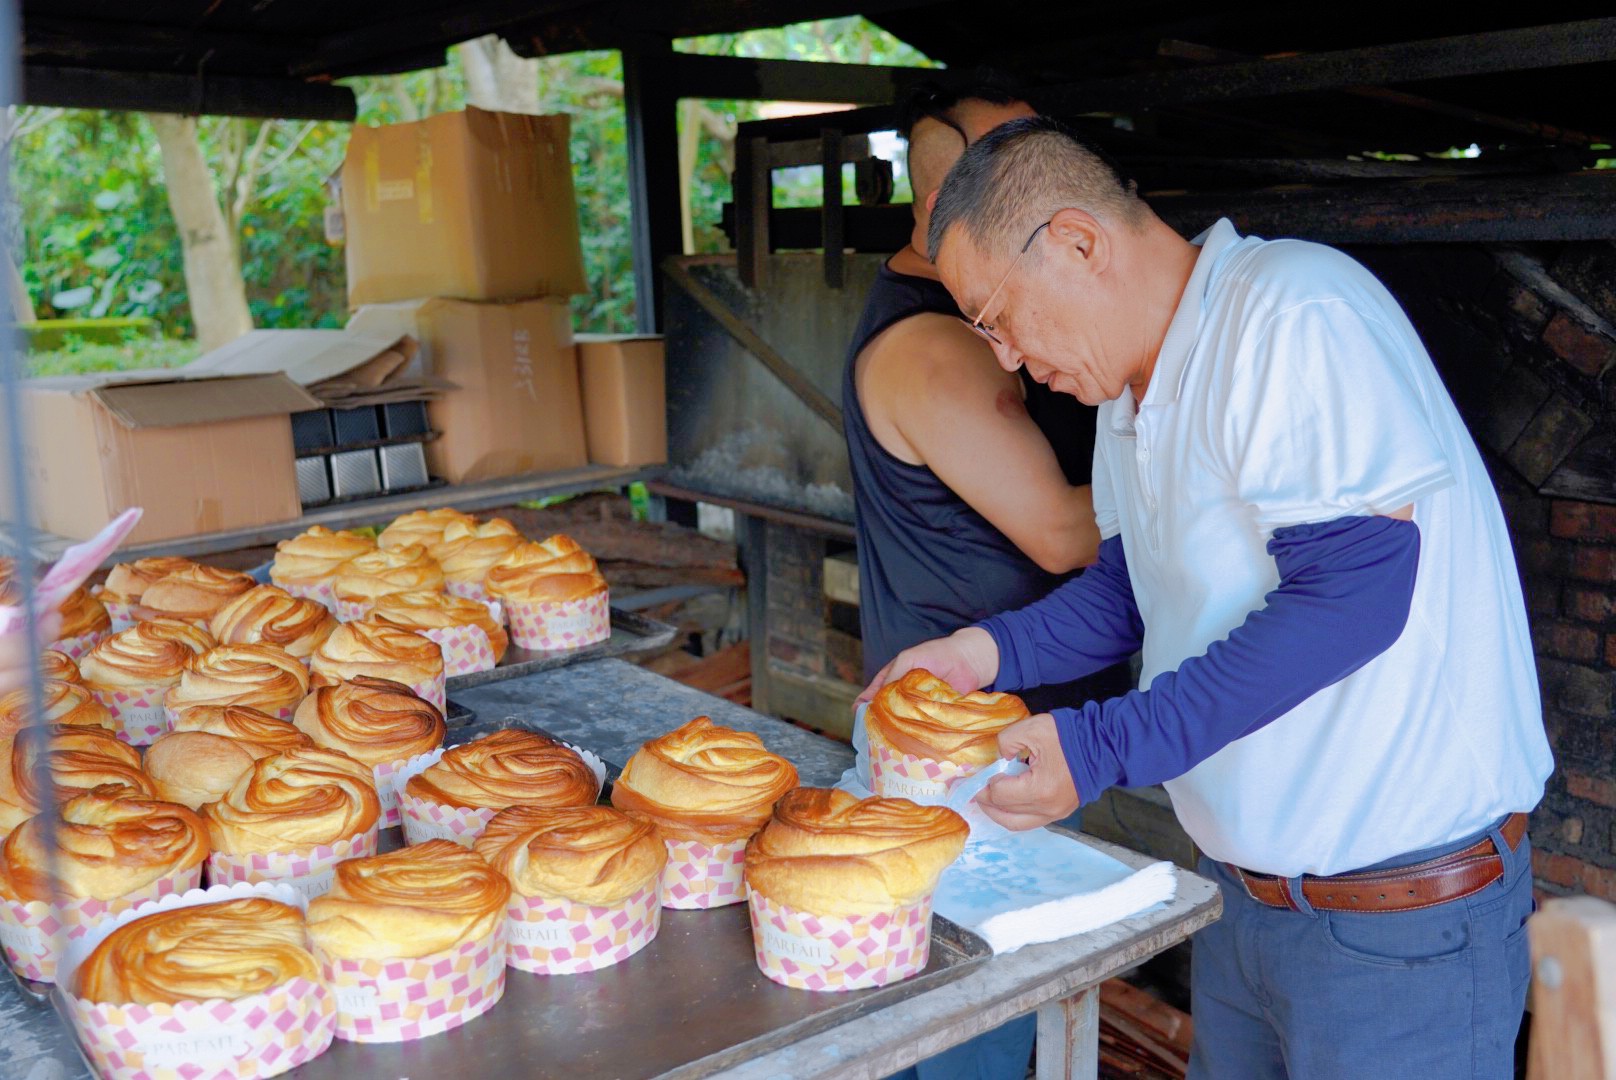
0, 680, 114, 737
38, 650, 82, 685
331, 545, 444, 609
403, 729, 598, 811
0, 725, 153, 832
377, 508, 477, 553
164, 644, 310, 717
744, 788, 968, 916
144, 732, 259, 810
369, 589, 509, 663
293, 676, 444, 768
208, 585, 338, 660
611, 717, 799, 844
270, 527, 375, 590
203, 747, 378, 856
79, 619, 215, 695
133, 566, 257, 626
477, 804, 666, 905
309, 621, 443, 690
430, 518, 523, 591
305, 839, 510, 960
866, 670, 1029, 767
72, 897, 318, 1005
0, 786, 208, 903
485, 535, 608, 606
99, 558, 198, 608
57, 587, 111, 641
170, 705, 313, 760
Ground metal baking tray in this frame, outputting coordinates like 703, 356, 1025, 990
445, 607, 679, 692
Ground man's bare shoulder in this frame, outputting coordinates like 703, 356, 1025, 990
861, 311, 1018, 396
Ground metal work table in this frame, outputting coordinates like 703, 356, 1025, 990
0, 659, 1220, 1080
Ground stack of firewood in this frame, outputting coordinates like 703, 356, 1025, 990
1098, 979, 1193, 1079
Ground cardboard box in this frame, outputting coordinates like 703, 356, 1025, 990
17, 372, 318, 544
341, 108, 587, 307
575, 334, 667, 468
185, 327, 451, 407
414, 298, 588, 484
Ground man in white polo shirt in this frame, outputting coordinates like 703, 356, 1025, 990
864, 116, 1553, 1078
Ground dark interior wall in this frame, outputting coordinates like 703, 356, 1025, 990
1358, 241, 1616, 902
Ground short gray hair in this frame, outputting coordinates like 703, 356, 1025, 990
926, 116, 1143, 263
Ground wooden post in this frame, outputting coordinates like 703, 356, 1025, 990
1527, 895, 1616, 1080
1036, 986, 1101, 1080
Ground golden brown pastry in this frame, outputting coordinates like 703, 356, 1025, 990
331, 545, 444, 610
99, 558, 199, 609
203, 746, 380, 855
56, 587, 112, 641
292, 676, 444, 768
0, 680, 114, 737
305, 839, 510, 960
0, 725, 154, 832
477, 805, 666, 906
79, 619, 215, 695
170, 705, 313, 760
270, 527, 375, 590
0, 786, 208, 903
309, 620, 444, 691
72, 897, 318, 1005
611, 717, 798, 844
369, 589, 510, 663
377, 508, 477, 553
133, 566, 256, 626
866, 670, 1029, 767
0, 557, 18, 605
744, 787, 968, 916
430, 518, 523, 592
164, 644, 310, 718
208, 585, 338, 660
485, 535, 608, 606
143, 732, 258, 810
38, 649, 82, 685
403, 729, 597, 812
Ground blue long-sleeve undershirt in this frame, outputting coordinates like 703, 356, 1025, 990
978, 516, 1421, 804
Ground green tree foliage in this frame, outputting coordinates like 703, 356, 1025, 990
13, 16, 933, 350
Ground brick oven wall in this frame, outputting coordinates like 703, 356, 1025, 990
1357, 242, 1616, 901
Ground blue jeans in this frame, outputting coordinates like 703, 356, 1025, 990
885, 1013, 1036, 1080
1189, 817, 1534, 1080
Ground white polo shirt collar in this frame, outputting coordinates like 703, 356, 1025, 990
1140, 217, 1245, 411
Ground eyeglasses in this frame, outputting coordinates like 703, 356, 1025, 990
963, 220, 1051, 346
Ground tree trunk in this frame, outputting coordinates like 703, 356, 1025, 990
147, 113, 252, 351
459, 35, 540, 114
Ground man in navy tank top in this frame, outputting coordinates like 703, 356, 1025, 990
844, 81, 1129, 1080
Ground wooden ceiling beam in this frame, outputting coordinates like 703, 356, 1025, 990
22, 64, 358, 120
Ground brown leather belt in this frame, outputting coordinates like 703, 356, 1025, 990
1232, 813, 1527, 914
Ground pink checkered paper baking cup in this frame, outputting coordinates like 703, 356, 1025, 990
370, 749, 443, 830
50, 628, 111, 664
334, 597, 374, 624
164, 699, 295, 733
279, 579, 338, 614
91, 681, 174, 746
659, 837, 748, 909
504, 590, 610, 652
1, 863, 202, 984
411, 670, 446, 715
206, 826, 380, 903
92, 590, 139, 634
394, 739, 606, 849
444, 580, 503, 623
414, 623, 497, 677
55, 880, 336, 1080
505, 883, 661, 975
318, 923, 507, 1044
748, 889, 933, 992
867, 725, 978, 805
